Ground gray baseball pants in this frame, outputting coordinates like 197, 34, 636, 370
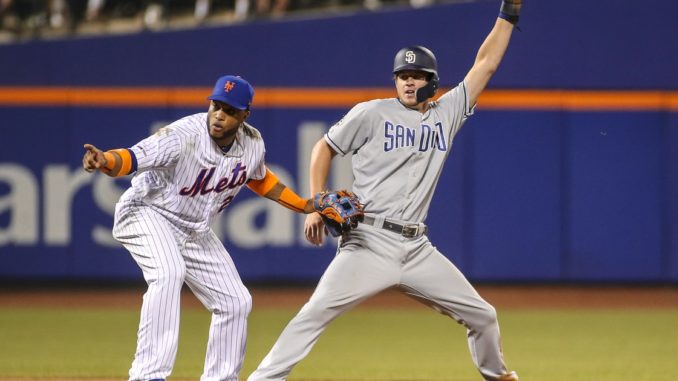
248, 222, 510, 381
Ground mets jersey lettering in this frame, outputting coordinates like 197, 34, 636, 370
383, 121, 447, 152
119, 112, 266, 233
180, 163, 248, 197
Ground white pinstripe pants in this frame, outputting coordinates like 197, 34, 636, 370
113, 204, 252, 381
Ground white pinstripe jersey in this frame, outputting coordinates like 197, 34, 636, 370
116, 112, 266, 235
325, 81, 473, 224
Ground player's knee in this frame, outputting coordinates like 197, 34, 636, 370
298, 300, 337, 322
213, 289, 252, 316
153, 268, 186, 288
236, 290, 253, 316
474, 303, 498, 329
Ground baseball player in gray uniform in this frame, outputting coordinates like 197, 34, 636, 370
248, 1, 523, 380
82, 75, 320, 381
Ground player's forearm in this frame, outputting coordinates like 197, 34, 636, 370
464, 18, 515, 105
471, 0, 520, 75
267, 183, 315, 214
247, 168, 315, 213
309, 140, 335, 194
473, 19, 514, 79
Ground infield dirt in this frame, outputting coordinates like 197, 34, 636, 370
1, 285, 676, 309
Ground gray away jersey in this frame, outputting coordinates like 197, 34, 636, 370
325, 81, 473, 223
117, 113, 267, 234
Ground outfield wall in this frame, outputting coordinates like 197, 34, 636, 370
1, 0, 677, 282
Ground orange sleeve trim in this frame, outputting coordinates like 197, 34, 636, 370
247, 168, 280, 196
278, 187, 308, 213
101, 149, 133, 177
113, 148, 133, 176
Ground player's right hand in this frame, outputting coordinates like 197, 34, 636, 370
304, 212, 326, 246
82, 143, 106, 173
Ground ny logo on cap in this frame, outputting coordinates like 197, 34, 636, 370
405, 51, 416, 63
224, 81, 236, 92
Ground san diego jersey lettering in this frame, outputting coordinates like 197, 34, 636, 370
383, 121, 448, 152
324, 81, 473, 223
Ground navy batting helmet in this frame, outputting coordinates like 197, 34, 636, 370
393, 46, 439, 102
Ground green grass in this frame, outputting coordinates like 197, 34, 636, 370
0, 307, 677, 380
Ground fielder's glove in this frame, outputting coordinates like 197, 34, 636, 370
313, 190, 364, 237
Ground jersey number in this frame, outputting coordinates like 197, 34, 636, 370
218, 196, 234, 213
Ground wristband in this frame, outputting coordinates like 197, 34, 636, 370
101, 148, 135, 177
499, 0, 521, 25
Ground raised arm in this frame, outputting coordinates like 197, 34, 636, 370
464, 0, 522, 107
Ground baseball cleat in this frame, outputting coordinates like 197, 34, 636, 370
497, 371, 519, 381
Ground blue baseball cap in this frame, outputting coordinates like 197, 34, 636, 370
207, 75, 254, 111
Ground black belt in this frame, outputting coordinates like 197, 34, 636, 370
363, 216, 428, 238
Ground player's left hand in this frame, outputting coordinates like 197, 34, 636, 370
82, 143, 107, 172
312, 190, 364, 238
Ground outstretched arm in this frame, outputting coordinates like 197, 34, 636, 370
464, 0, 521, 107
82, 144, 136, 177
248, 162, 362, 240
247, 167, 316, 214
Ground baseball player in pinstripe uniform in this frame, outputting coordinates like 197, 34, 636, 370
82, 75, 320, 381
249, 1, 522, 381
